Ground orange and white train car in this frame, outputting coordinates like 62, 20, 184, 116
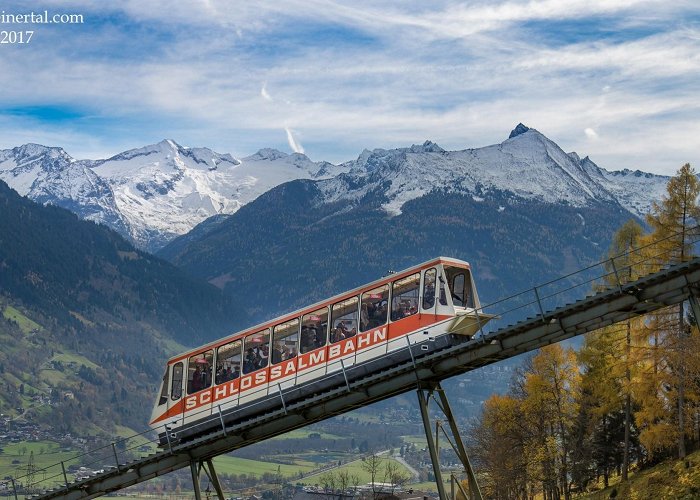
149, 257, 492, 443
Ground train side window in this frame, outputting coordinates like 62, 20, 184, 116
216, 340, 241, 384
360, 284, 389, 332
243, 330, 270, 374
273, 319, 299, 364
158, 366, 170, 406
171, 362, 183, 401
391, 273, 420, 321
331, 297, 358, 343
187, 350, 213, 395
301, 308, 329, 353
422, 268, 437, 310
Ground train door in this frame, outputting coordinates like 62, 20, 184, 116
269, 318, 300, 391
387, 272, 422, 351
149, 358, 186, 430
238, 329, 271, 404
356, 284, 390, 363
297, 307, 329, 383
409, 267, 444, 346
327, 296, 359, 374
167, 361, 184, 430
182, 350, 214, 425
149, 365, 176, 431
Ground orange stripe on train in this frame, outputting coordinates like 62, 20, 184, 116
158, 318, 449, 420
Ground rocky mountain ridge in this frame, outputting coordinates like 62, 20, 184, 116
321, 124, 668, 219
0, 140, 341, 251
0, 125, 670, 252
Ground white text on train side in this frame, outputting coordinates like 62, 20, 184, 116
329, 328, 386, 360
183, 327, 387, 411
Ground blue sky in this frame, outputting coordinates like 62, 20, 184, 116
1, 0, 698, 174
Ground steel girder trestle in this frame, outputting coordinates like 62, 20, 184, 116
190, 459, 224, 500
417, 382, 482, 500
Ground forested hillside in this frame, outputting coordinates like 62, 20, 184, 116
0, 180, 240, 432
160, 181, 634, 326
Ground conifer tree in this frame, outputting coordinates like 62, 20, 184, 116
605, 219, 645, 479
642, 163, 700, 462
578, 319, 643, 485
521, 344, 580, 500
579, 326, 623, 486
473, 167, 700, 491
472, 394, 528, 499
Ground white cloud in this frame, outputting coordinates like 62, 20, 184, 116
585, 128, 599, 139
516, 29, 700, 78
0, 0, 698, 174
261, 83, 272, 102
285, 127, 304, 154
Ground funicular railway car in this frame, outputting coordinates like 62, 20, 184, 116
150, 257, 494, 444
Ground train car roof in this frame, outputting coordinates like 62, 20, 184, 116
166, 256, 470, 364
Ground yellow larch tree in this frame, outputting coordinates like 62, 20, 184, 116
521, 344, 581, 500
639, 163, 700, 462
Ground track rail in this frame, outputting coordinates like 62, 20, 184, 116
22, 255, 700, 500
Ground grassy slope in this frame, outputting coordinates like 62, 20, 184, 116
213, 455, 315, 478
0, 441, 77, 488
0, 304, 101, 421
0, 300, 186, 423
579, 449, 700, 500
0, 303, 160, 489
2, 306, 42, 334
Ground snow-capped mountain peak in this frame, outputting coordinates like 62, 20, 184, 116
0, 140, 340, 251
0, 126, 671, 252
9, 143, 71, 162
0, 143, 74, 172
508, 122, 530, 139
318, 124, 669, 218
96, 139, 240, 177
0, 143, 77, 195
106, 139, 179, 162
410, 140, 445, 153
250, 148, 289, 161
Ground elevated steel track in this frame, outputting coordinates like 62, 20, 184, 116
19, 255, 700, 500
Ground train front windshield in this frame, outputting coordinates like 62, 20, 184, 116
444, 265, 474, 308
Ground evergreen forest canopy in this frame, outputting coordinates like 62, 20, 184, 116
471, 164, 700, 499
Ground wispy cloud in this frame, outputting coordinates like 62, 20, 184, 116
585, 128, 599, 140
0, 0, 698, 173
261, 83, 272, 102
285, 127, 304, 154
